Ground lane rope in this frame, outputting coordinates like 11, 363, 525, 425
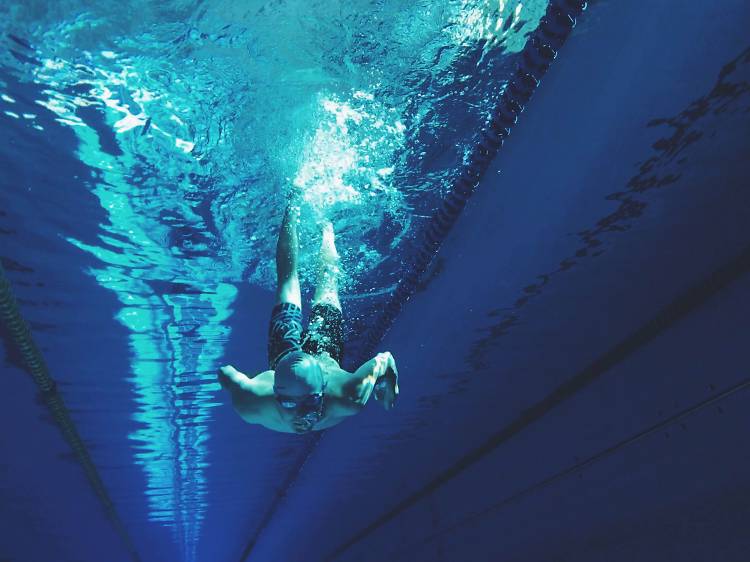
0, 262, 142, 562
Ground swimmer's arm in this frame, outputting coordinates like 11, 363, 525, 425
218, 365, 275, 419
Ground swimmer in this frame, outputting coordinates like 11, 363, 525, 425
218, 193, 399, 434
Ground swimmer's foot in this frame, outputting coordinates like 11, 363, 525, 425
320, 221, 340, 267
287, 182, 304, 206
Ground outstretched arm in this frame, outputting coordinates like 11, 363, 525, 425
276, 201, 301, 307
218, 365, 274, 419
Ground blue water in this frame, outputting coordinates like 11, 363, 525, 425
0, 1, 549, 560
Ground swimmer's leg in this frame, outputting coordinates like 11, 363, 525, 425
275, 202, 302, 307
312, 221, 341, 310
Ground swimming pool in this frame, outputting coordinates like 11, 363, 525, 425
1, 1, 551, 560
2, 0, 750, 561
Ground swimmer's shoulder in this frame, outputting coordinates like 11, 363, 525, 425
249, 370, 276, 395
321, 364, 368, 417
231, 370, 277, 420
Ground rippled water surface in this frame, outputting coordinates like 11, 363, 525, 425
0, 0, 548, 559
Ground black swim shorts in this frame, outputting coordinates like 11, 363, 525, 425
268, 302, 344, 369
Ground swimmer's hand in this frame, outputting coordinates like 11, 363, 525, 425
373, 355, 399, 411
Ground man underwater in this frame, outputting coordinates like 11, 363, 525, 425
218, 197, 399, 434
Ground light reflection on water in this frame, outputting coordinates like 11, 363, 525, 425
0, 0, 547, 558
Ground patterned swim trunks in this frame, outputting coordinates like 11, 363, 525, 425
267, 302, 344, 369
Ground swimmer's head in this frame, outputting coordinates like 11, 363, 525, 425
273, 351, 324, 396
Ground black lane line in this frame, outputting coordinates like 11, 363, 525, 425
325, 244, 750, 561
390, 376, 750, 560
237, 434, 323, 562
